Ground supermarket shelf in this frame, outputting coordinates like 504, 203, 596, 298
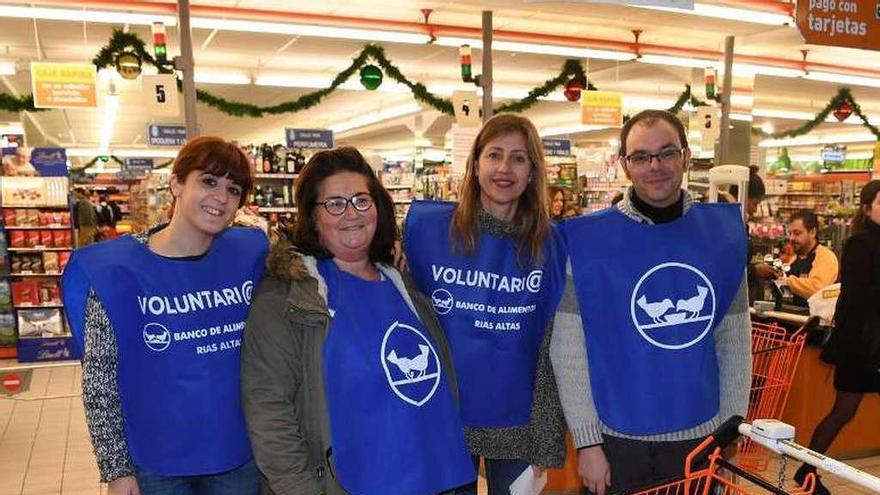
10, 272, 62, 277
766, 192, 832, 196
255, 173, 298, 180
384, 184, 415, 190
14, 304, 64, 309
8, 247, 72, 252
257, 207, 297, 213
393, 199, 412, 204
4, 225, 69, 230
0, 204, 68, 209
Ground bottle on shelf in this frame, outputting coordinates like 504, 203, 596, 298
264, 186, 274, 207
261, 144, 273, 174
273, 145, 287, 174
254, 186, 265, 207
294, 149, 306, 173
286, 150, 297, 174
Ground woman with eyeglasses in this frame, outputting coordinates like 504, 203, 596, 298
241, 147, 475, 495
403, 114, 568, 494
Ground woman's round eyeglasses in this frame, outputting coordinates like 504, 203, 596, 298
315, 193, 374, 216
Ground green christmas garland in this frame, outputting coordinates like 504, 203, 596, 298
752, 87, 880, 140
0, 29, 876, 145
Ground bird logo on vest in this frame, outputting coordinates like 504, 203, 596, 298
142, 322, 171, 352
630, 262, 716, 350
381, 321, 441, 407
431, 288, 454, 315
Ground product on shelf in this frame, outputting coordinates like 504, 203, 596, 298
0, 280, 10, 310
11, 280, 39, 306
17, 308, 64, 337
0, 314, 15, 347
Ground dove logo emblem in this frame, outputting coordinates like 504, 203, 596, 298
143, 322, 171, 352
431, 288, 454, 315
630, 262, 716, 350
381, 321, 441, 407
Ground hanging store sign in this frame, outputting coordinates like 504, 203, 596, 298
147, 124, 187, 147
285, 129, 334, 150
123, 157, 154, 173
542, 138, 572, 157
524, 0, 693, 7
582, 91, 623, 127
143, 74, 180, 117
796, 0, 880, 51
451, 91, 482, 128
31, 62, 97, 109
29, 148, 69, 177
695, 107, 720, 151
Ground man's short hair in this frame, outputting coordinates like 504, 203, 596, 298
790, 210, 818, 232
618, 109, 689, 157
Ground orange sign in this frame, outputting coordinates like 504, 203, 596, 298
582, 91, 623, 127
31, 62, 97, 109
796, 0, 880, 51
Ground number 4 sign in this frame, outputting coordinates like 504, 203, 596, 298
143, 74, 180, 117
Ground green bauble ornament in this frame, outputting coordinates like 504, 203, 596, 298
359, 65, 383, 90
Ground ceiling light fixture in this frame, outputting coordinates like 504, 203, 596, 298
539, 124, 609, 137
190, 18, 430, 44
194, 69, 251, 85
0, 5, 177, 26
804, 71, 880, 89
97, 94, 119, 156
331, 103, 423, 134
434, 37, 633, 61
759, 132, 877, 148
67, 148, 180, 158
638, 3, 792, 26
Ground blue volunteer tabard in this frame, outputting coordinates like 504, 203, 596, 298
404, 201, 566, 428
61, 227, 268, 475
318, 259, 475, 495
562, 204, 746, 436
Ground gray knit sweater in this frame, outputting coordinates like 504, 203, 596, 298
550, 188, 752, 448
461, 209, 567, 468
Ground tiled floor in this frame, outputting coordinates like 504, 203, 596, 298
0, 361, 877, 495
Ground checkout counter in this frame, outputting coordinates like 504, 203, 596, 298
751, 305, 880, 460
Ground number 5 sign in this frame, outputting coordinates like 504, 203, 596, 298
143, 74, 180, 117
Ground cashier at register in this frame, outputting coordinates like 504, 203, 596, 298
756, 210, 838, 306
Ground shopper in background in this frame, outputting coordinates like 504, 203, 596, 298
756, 210, 839, 306
551, 109, 751, 495
97, 192, 122, 240
72, 187, 99, 247
794, 180, 880, 495
242, 147, 474, 495
403, 114, 568, 494
719, 167, 768, 304
550, 186, 578, 221
61, 136, 267, 495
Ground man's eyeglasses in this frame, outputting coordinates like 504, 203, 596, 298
623, 148, 685, 168
315, 193, 374, 216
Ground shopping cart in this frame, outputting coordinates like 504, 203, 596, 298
630, 416, 880, 495
739, 320, 811, 472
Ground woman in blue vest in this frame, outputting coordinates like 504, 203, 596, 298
403, 114, 567, 494
241, 146, 474, 495
62, 136, 268, 495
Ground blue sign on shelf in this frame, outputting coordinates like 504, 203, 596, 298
147, 124, 187, 147
29, 147, 69, 176
285, 128, 334, 150
542, 138, 572, 157
123, 158, 154, 175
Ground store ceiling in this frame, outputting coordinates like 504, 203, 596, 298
0, 0, 878, 163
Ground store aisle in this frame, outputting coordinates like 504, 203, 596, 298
0, 362, 103, 495
1, 362, 878, 495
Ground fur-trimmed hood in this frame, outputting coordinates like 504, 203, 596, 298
265, 236, 312, 282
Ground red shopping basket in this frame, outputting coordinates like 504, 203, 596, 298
631, 427, 815, 495
739, 322, 806, 472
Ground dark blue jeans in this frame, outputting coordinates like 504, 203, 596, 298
455, 456, 530, 495
134, 459, 259, 495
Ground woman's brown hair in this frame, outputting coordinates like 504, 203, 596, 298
451, 114, 550, 265
290, 146, 397, 264
852, 179, 880, 234
169, 136, 254, 216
